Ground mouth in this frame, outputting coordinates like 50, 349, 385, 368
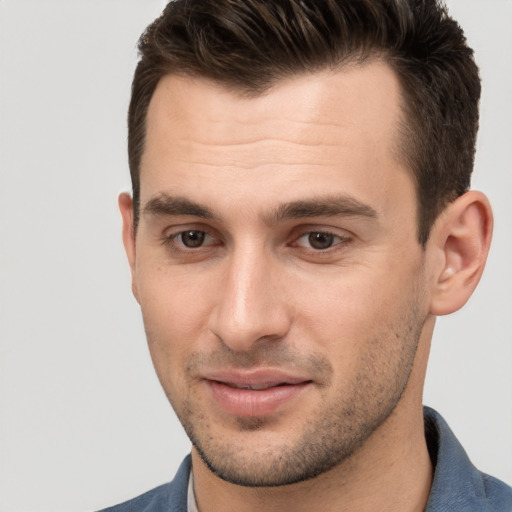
202, 370, 313, 417
217, 381, 306, 390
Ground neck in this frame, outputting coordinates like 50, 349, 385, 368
191, 403, 432, 512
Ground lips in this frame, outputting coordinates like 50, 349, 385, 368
203, 370, 312, 417
223, 382, 286, 390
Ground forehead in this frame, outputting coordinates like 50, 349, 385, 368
145, 61, 403, 149
140, 62, 414, 217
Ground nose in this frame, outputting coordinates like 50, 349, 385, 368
208, 247, 292, 352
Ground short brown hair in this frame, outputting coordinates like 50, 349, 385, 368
128, 0, 480, 245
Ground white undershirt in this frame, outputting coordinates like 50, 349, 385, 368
187, 470, 199, 512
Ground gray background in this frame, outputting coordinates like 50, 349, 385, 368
0, 1, 510, 511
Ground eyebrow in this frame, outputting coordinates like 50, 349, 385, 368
142, 193, 378, 223
265, 195, 378, 224
143, 195, 216, 219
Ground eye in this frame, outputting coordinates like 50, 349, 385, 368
294, 231, 348, 250
306, 232, 335, 250
179, 230, 207, 248
164, 229, 218, 250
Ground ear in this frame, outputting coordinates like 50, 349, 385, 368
119, 192, 140, 303
429, 191, 493, 316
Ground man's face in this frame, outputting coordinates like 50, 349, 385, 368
125, 62, 433, 486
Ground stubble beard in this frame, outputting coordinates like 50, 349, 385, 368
165, 304, 426, 488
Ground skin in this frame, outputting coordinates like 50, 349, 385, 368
120, 61, 492, 512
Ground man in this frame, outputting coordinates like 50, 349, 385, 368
102, 0, 511, 510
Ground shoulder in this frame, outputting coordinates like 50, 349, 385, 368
424, 407, 512, 511
479, 473, 512, 512
97, 455, 191, 512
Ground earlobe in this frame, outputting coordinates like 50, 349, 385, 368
118, 192, 140, 303
429, 191, 493, 316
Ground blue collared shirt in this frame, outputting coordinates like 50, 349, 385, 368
99, 407, 512, 511
424, 406, 511, 511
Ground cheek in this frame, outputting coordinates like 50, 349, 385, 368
291, 264, 423, 358
138, 259, 213, 324
293, 271, 389, 326
135, 265, 216, 376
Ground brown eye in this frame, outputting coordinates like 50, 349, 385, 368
180, 230, 206, 248
307, 232, 335, 250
